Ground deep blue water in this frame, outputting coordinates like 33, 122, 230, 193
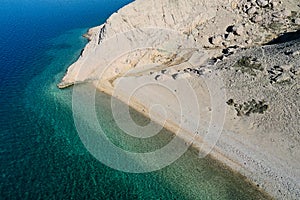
0, 1, 270, 199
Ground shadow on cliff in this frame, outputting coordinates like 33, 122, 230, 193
265, 30, 300, 45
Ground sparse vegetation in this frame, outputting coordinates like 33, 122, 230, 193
268, 65, 297, 84
233, 56, 263, 76
227, 99, 268, 116
268, 22, 284, 31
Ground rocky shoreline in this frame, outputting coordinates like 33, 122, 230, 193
58, 0, 300, 199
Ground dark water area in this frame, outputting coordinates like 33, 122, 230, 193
0, 1, 270, 199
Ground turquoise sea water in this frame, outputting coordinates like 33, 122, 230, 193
0, 1, 270, 199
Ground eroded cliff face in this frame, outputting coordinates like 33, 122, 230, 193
58, 0, 300, 199
59, 0, 300, 88
58, 0, 217, 88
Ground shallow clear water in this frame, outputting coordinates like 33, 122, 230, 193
0, 1, 270, 199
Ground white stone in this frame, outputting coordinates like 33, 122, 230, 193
246, 39, 253, 44
164, 68, 178, 75
280, 65, 292, 71
250, 0, 257, 5
247, 7, 257, 15
233, 25, 244, 36
294, 18, 300, 25
283, 9, 292, 17
177, 72, 191, 79
256, 0, 269, 7
222, 41, 230, 47
272, 11, 283, 18
252, 15, 263, 22
211, 35, 223, 45
292, 50, 300, 56
236, 26, 245, 36
226, 32, 235, 41
276, 72, 291, 82
271, 1, 278, 7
